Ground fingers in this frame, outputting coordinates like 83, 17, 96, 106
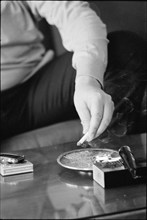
81, 109, 91, 135
77, 96, 103, 146
86, 98, 103, 141
75, 102, 91, 134
77, 95, 114, 145
96, 97, 114, 137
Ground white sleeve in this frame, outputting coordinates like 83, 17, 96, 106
26, 1, 108, 86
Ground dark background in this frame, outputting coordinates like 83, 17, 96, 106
92, 1, 146, 39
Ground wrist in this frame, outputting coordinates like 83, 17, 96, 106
75, 75, 103, 89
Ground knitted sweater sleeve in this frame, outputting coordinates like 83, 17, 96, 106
26, 1, 108, 86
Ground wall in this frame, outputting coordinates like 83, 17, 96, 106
93, 1, 146, 39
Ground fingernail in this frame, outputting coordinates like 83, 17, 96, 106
83, 127, 88, 134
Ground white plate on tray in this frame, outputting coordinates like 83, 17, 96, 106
57, 148, 121, 171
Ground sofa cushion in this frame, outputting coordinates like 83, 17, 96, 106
1, 120, 82, 152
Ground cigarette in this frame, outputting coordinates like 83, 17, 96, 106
77, 132, 89, 146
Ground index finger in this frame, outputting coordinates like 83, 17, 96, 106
87, 101, 104, 141
96, 100, 114, 137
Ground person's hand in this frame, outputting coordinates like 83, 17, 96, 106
74, 76, 114, 145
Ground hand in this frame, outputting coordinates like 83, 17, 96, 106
74, 76, 114, 145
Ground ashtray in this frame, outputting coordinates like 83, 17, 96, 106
57, 148, 121, 171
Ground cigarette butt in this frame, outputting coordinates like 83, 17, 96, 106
77, 132, 89, 146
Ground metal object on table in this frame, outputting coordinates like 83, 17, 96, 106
118, 145, 141, 179
0, 153, 25, 164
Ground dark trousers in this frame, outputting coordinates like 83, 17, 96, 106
1, 31, 146, 140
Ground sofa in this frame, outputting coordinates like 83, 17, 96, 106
1, 1, 146, 152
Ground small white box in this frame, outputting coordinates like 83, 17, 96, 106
0, 160, 33, 176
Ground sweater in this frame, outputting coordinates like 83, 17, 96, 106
1, 1, 108, 91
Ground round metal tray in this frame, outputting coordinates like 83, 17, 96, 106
57, 148, 120, 171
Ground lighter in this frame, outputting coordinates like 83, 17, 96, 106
118, 146, 141, 179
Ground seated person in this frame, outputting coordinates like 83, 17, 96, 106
1, 1, 146, 144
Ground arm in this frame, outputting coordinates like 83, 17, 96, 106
26, 1, 107, 85
27, 1, 114, 143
